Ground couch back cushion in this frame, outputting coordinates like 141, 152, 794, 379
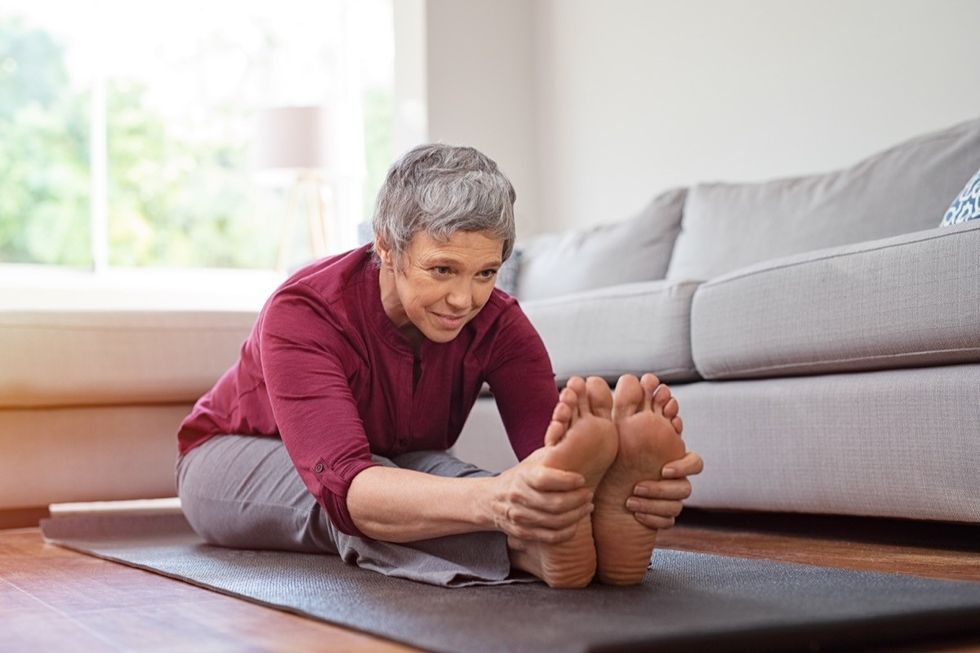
515, 187, 687, 301
666, 117, 980, 282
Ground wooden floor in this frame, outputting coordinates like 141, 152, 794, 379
3, 510, 980, 652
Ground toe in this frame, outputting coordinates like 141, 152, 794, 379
672, 415, 684, 435
544, 391, 573, 446
652, 383, 672, 412
586, 376, 613, 419
640, 374, 661, 411
552, 394, 574, 425
663, 397, 679, 420
543, 416, 565, 446
558, 386, 577, 412
640, 373, 661, 395
612, 374, 643, 420
566, 377, 589, 418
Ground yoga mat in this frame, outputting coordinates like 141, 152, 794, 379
41, 512, 980, 653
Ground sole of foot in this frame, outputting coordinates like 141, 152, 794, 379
509, 376, 619, 588
592, 373, 686, 586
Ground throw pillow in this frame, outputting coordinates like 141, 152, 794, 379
514, 187, 687, 301
940, 168, 980, 226
495, 249, 521, 296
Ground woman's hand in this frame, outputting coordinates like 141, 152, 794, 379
488, 448, 594, 544
626, 451, 704, 530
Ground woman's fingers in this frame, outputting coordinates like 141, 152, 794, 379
507, 500, 593, 531
633, 512, 676, 530
631, 478, 692, 501
513, 485, 592, 514
504, 466, 591, 512
525, 465, 587, 492
625, 497, 684, 519
660, 451, 704, 479
514, 520, 583, 545
490, 462, 593, 541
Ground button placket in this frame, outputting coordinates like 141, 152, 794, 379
397, 351, 414, 450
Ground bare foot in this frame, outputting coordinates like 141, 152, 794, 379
593, 374, 686, 585
508, 377, 618, 588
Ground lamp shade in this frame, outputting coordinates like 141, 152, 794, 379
253, 105, 336, 173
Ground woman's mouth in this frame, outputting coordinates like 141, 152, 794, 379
432, 312, 467, 330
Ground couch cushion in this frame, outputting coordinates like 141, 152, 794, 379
522, 279, 701, 384
690, 221, 980, 380
667, 117, 980, 281
0, 310, 256, 408
516, 187, 687, 301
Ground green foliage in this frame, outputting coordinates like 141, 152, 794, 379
0, 18, 67, 120
0, 18, 91, 266
104, 79, 277, 269
0, 17, 278, 269
0, 17, 391, 271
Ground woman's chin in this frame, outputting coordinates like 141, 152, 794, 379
417, 311, 471, 342
421, 326, 464, 343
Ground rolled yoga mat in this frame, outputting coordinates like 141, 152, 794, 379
40, 511, 980, 653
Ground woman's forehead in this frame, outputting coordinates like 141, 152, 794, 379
409, 230, 504, 264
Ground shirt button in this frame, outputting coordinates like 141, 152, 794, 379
313, 463, 324, 473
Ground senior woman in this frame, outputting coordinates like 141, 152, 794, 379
175, 144, 703, 588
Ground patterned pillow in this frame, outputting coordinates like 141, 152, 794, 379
941, 168, 980, 226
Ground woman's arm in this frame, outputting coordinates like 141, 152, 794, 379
264, 287, 593, 544
261, 287, 382, 538
347, 446, 594, 543
483, 302, 561, 460
339, 299, 595, 544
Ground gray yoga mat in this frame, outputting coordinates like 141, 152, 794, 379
41, 511, 980, 653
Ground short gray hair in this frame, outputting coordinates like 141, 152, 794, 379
372, 144, 516, 264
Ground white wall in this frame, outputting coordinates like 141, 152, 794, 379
532, 0, 980, 232
423, 0, 540, 240
421, 0, 980, 235
391, 0, 428, 155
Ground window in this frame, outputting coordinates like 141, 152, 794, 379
0, 0, 393, 283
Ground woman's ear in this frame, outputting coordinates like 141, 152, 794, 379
374, 239, 394, 269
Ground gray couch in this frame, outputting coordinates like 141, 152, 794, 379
453, 117, 980, 525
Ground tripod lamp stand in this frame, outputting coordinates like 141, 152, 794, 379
254, 106, 336, 271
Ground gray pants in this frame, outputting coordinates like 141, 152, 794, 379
176, 434, 528, 587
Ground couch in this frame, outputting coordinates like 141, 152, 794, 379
2, 117, 977, 528
453, 116, 980, 524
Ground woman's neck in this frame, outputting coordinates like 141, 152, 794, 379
378, 265, 424, 352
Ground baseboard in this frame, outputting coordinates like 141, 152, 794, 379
0, 506, 50, 530
678, 508, 980, 549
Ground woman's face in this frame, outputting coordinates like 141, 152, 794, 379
378, 230, 504, 344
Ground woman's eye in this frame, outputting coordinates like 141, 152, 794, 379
433, 266, 452, 275
479, 269, 498, 280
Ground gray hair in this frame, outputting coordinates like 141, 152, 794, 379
372, 143, 516, 264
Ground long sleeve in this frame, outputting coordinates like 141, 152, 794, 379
259, 283, 379, 537
483, 305, 559, 461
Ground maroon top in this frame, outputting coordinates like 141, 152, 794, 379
177, 244, 559, 537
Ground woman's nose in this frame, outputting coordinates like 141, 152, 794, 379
446, 281, 473, 309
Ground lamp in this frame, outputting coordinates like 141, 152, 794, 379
254, 105, 338, 271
